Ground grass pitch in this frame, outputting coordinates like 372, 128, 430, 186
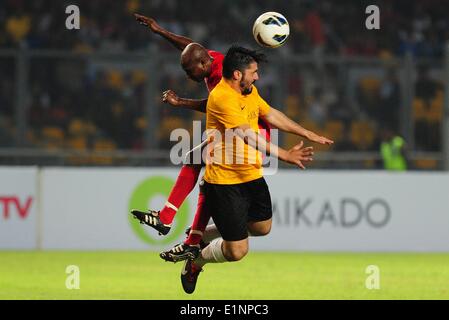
0, 251, 448, 300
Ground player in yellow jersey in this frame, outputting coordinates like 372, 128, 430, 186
180, 46, 333, 294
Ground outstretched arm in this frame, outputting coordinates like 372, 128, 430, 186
134, 13, 193, 51
233, 124, 314, 169
162, 90, 207, 113
262, 107, 334, 145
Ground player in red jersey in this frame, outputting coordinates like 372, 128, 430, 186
130, 14, 333, 262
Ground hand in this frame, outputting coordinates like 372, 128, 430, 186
308, 133, 334, 145
134, 13, 160, 33
162, 90, 181, 107
284, 141, 314, 170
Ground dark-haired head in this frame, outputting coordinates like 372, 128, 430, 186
222, 45, 267, 95
180, 43, 213, 82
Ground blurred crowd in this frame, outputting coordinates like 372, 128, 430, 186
2, 0, 448, 57
0, 0, 447, 168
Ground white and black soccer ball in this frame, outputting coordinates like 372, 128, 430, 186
252, 12, 290, 48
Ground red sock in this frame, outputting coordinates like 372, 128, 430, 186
159, 165, 201, 224
185, 192, 210, 246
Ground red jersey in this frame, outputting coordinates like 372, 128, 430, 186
205, 49, 271, 142
205, 50, 224, 92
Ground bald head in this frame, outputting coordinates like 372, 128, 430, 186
180, 43, 213, 82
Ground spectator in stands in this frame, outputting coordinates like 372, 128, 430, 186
380, 126, 408, 171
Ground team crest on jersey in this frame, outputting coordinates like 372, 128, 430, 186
247, 110, 258, 121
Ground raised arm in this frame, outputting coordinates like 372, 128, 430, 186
162, 90, 207, 113
134, 13, 193, 51
262, 107, 334, 145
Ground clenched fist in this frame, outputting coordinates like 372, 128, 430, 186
162, 90, 181, 107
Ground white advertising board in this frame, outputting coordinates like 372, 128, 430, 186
41, 168, 199, 250
259, 171, 449, 251
2, 167, 448, 251
0, 167, 38, 249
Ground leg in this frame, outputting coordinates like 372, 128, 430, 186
130, 163, 201, 235
159, 179, 213, 263
179, 180, 250, 294
164, 170, 261, 262
180, 237, 248, 294
247, 218, 272, 236
158, 163, 202, 224
221, 238, 248, 261
201, 177, 272, 243
201, 223, 222, 243
163, 213, 269, 262
200, 218, 271, 243
246, 177, 273, 236
184, 180, 211, 246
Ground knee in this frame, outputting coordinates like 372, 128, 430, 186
249, 224, 271, 237
258, 224, 271, 236
224, 246, 248, 262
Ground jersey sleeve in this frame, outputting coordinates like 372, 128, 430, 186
208, 93, 247, 129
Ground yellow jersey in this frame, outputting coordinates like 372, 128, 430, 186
204, 78, 271, 184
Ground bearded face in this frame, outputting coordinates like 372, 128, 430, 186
239, 62, 259, 95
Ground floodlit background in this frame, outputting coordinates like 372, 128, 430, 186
0, 0, 448, 300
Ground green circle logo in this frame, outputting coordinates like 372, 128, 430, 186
128, 176, 190, 245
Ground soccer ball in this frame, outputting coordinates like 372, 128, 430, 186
252, 12, 290, 48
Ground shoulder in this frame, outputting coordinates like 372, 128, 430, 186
208, 50, 225, 60
209, 84, 239, 110
210, 88, 238, 104
250, 85, 263, 99
251, 85, 260, 94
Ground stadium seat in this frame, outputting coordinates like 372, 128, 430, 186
26, 129, 37, 145
68, 119, 86, 136
66, 136, 88, 165
66, 136, 87, 150
285, 95, 300, 119
131, 70, 147, 86
363, 159, 376, 169
42, 126, 64, 140
350, 120, 375, 149
192, 111, 206, 122
158, 117, 186, 136
359, 76, 381, 95
134, 117, 147, 130
73, 42, 93, 53
412, 98, 427, 121
41, 126, 65, 150
127, 0, 140, 13
158, 116, 187, 148
91, 138, 117, 165
378, 49, 394, 60
427, 95, 443, 123
324, 120, 344, 142
86, 122, 97, 135
414, 159, 437, 170
301, 119, 322, 136
106, 70, 125, 90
